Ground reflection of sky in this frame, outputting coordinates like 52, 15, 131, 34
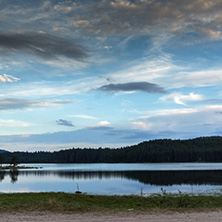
0, 175, 146, 195
1, 163, 222, 195
21, 163, 222, 171
1, 173, 222, 195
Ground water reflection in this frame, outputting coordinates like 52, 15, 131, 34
9, 170, 19, 184
0, 170, 19, 183
0, 171, 5, 182
1, 169, 222, 186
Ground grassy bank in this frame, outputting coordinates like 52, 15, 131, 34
1, 192, 222, 212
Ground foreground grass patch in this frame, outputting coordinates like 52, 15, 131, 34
0, 192, 222, 212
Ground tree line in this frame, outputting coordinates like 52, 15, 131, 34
1, 136, 222, 163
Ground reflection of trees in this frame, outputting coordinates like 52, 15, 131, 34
1, 169, 222, 186
0, 170, 19, 183
9, 170, 19, 184
0, 171, 5, 182
123, 170, 222, 185
16, 170, 222, 186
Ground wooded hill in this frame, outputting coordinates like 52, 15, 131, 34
2, 136, 222, 163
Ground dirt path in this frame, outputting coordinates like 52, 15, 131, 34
1, 210, 222, 222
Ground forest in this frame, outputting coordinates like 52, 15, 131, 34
1, 136, 222, 163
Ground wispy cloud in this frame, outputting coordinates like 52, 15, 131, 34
0, 98, 74, 110
0, 119, 32, 127
0, 74, 20, 83
160, 69, 222, 89
68, 114, 97, 120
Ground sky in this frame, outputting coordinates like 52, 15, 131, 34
1, 0, 222, 152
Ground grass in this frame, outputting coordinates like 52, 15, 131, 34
1, 192, 222, 213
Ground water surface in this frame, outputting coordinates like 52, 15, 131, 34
1, 163, 222, 195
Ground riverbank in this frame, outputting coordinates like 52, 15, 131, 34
1, 192, 222, 212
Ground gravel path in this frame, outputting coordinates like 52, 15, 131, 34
1, 211, 222, 222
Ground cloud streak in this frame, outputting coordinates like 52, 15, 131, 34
0, 74, 20, 83
68, 114, 97, 120
0, 98, 74, 110
96, 82, 166, 94
0, 119, 32, 127
0, 32, 88, 60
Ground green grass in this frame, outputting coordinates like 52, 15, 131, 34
1, 192, 222, 212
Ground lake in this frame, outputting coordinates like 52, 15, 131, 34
2, 163, 222, 195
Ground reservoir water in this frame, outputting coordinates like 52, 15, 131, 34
1, 163, 222, 195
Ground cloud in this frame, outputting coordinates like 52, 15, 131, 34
0, 98, 74, 110
90, 121, 111, 128
71, 0, 222, 42
96, 82, 166, 94
1, 105, 222, 149
103, 46, 112, 50
88, 121, 112, 130
0, 32, 88, 60
131, 121, 153, 130
1, 0, 222, 47
56, 119, 75, 127
160, 92, 204, 106
0, 74, 20, 83
0, 125, 153, 145
0, 57, 171, 98
0, 79, 96, 98
105, 60, 222, 91
96, 121, 110, 126
130, 105, 222, 137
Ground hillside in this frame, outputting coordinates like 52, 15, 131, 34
1, 136, 222, 163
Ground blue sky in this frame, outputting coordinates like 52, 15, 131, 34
1, 0, 222, 151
